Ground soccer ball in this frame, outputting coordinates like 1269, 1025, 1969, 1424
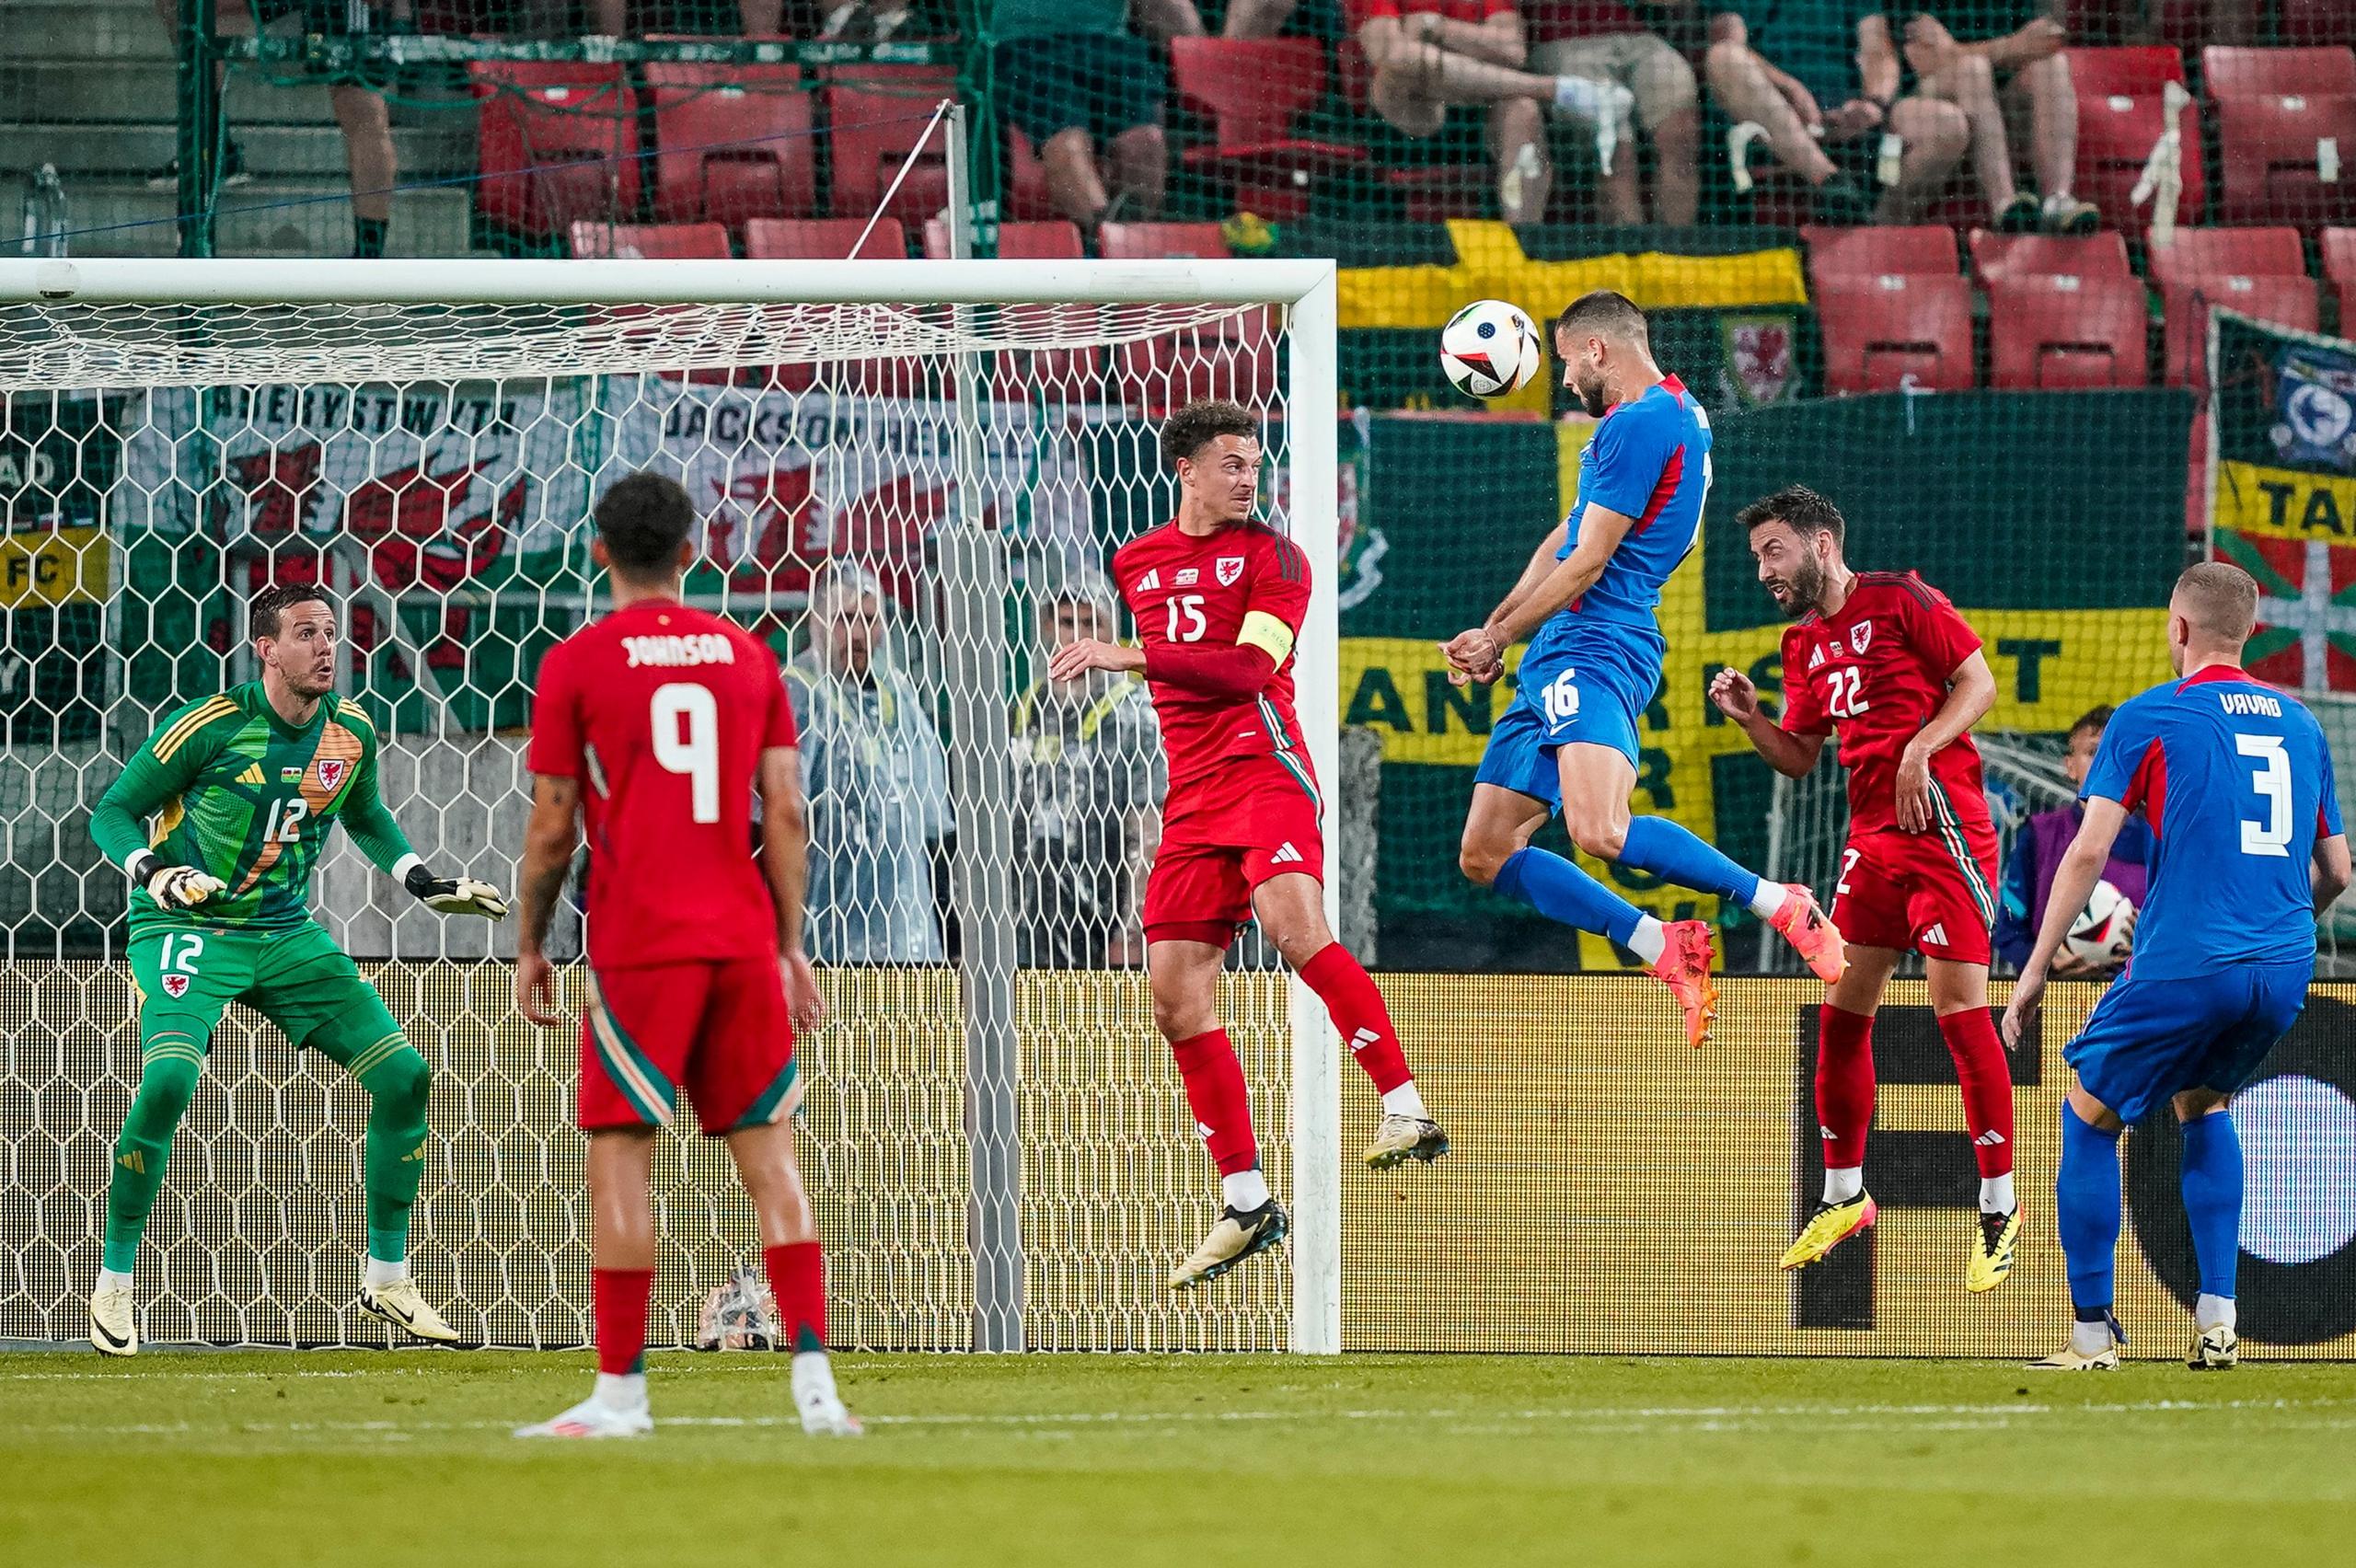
2065, 879, 2135, 966
1440, 300, 1542, 398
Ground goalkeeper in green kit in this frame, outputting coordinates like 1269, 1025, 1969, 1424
85, 583, 510, 1355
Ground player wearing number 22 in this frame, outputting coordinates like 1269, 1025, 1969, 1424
1712, 487, 2019, 1295
1448, 292, 1846, 1051
514, 473, 856, 1438
1053, 398, 1446, 1291
84, 583, 511, 1356
2004, 562, 2352, 1372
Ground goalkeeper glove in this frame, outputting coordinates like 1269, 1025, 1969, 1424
405, 864, 510, 919
126, 851, 225, 912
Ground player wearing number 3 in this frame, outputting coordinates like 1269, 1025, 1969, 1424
84, 583, 510, 1356
1712, 488, 2018, 1293
2004, 563, 2350, 1371
513, 473, 855, 1438
1449, 291, 1846, 1049
1053, 399, 1447, 1292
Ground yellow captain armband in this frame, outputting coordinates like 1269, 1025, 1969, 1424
1238, 610, 1295, 663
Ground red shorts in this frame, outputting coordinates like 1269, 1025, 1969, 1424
581, 958, 802, 1134
1830, 823, 2002, 965
1143, 753, 1325, 948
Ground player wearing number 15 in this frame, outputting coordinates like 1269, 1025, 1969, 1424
1052, 398, 1447, 1292
2004, 562, 2352, 1373
83, 583, 511, 1356
513, 472, 855, 1439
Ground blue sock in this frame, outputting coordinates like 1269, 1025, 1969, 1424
2179, 1111, 2244, 1301
1619, 815, 1765, 907
2056, 1101, 2123, 1316
1493, 847, 1645, 947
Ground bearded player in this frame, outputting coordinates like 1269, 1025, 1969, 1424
1445, 292, 1844, 1048
512, 472, 856, 1438
1710, 486, 2020, 1291
84, 583, 511, 1355
1050, 398, 1447, 1290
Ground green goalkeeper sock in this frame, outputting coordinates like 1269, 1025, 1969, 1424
104, 1044, 204, 1273
353, 1037, 433, 1264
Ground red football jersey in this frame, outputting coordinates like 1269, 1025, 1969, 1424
1779, 571, 1991, 836
526, 599, 797, 970
1114, 518, 1313, 794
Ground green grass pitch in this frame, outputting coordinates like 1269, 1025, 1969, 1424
6, 1352, 2353, 1565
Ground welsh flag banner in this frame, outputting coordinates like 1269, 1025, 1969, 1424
2208, 311, 2356, 692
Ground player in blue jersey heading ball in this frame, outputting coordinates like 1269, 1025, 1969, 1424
2004, 562, 2351, 1371
1445, 290, 1846, 1045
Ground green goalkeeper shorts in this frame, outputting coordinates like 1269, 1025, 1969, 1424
129, 920, 410, 1073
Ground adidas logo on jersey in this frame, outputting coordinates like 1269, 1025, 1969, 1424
1270, 842, 1304, 866
1974, 1130, 2008, 1147
237, 764, 266, 786
1348, 1027, 1380, 1054
1809, 646, 1827, 671
1923, 923, 1948, 947
1134, 569, 1161, 594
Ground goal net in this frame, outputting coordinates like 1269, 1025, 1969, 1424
0, 256, 1344, 1354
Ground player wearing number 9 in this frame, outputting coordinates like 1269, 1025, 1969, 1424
85, 582, 507, 1357
511, 472, 856, 1439
2004, 562, 2355, 1372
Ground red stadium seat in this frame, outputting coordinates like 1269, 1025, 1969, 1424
1801, 225, 1959, 289
468, 63, 640, 240
1098, 222, 1231, 260
922, 218, 1084, 259
2157, 272, 2321, 386
569, 221, 732, 259
743, 216, 908, 259
824, 68, 957, 223
2066, 48, 2205, 232
1170, 37, 1366, 221
1002, 126, 1054, 221
647, 63, 815, 232
2281, 0, 2356, 49
1814, 276, 1975, 395
2145, 229, 2308, 379
1967, 228, 2134, 283
2326, 226, 2356, 321
2212, 94, 2356, 229
2201, 46, 2356, 99
1985, 275, 2150, 389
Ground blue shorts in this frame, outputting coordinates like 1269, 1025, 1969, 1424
1475, 629, 1661, 808
2065, 963, 2310, 1124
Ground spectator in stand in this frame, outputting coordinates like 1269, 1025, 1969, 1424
1011, 575, 1165, 967
1705, 1, 1968, 225
1992, 705, 2152, 975
1348, 0, 1638, 225
148, 0, 405, 259
785, 561, 953, 963
1900, 4, 2100, 234
1521, 1, 1701, 225
991, 0, 1207, 236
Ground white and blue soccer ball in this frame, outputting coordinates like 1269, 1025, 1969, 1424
1439, 299, 1542, 398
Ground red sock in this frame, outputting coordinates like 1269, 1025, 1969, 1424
1298, 942, 1414, 1095
1170, 1028, 1259, 1175
1815, 1005, 1876, 1174
1939, 1008, 2015, 1177
593, 1266, 653, 1376
763, 1241, 826, 1353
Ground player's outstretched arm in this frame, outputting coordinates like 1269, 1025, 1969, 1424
91, 710, 230, 910
513, 774, 581, 1028
758, 745, 827, 1032
338, 735, 508, 917
2003, 797, 2129, 1049
1707, 667, 1826, 778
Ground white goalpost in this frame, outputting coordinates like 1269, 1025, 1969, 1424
0, 256, 1343, 1355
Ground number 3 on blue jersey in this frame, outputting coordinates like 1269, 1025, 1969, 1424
2238, 732, 2292, 858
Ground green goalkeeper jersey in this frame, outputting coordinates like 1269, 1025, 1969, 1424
90, 683, 418, 939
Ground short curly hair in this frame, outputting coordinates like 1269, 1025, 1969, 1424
1159, 398, 1260, 468
595, 470, 697, 575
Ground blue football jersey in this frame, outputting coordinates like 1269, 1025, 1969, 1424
2081, 665, 2343, 979
1550, 373, 1713, 632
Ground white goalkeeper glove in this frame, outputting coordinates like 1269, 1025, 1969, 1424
405, 864, 511, 919
127, 851, 225, 912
